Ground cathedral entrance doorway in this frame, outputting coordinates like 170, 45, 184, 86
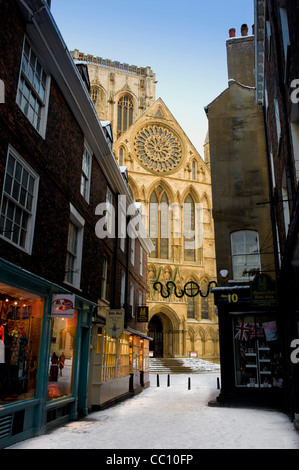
148, 315, 163, 357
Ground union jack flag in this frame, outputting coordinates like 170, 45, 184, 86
234, 322, 251, 341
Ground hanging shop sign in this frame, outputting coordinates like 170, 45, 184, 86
106, 309, 125, 339
250, 274, 277, 307
153, 280, 217, 299
51, 294, 75, 318
137, 306, 149, 323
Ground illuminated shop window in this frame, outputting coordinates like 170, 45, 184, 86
0, 283, 44, 405
47, 313, 77, 401
233, 315, 283, 389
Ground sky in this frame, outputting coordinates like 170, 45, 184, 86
51, 0, 254, 158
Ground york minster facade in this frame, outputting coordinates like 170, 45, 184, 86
71, 50, 219, 359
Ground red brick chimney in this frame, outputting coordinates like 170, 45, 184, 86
241, 24, 248, 36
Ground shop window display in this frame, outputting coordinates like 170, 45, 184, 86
96, 330, 130, 381
234, 315, 284, 388
0, 284, 43, 405
47, 313, 77, 401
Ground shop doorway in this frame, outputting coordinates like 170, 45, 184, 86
148, 315, 163, 357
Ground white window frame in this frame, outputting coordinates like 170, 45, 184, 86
131, 236, 135, 265
130, 282, 134, 317
274, 99, 281, 145
80, 143, 92, 203
106, 187, 113, 235
231, 230, 261, 280
0, 145, 39, 254
64, 204, 85, 289
16, 36, 51, 138
101, 254, 109, 302
139, 246, 143, 275
280, 8, 290, 80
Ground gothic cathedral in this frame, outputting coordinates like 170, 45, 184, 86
71, 50, 219, 359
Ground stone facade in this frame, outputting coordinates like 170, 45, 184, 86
72, 51, 219, 359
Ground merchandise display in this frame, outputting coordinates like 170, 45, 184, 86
0, 284, 43, 405
234, 316, 284, 388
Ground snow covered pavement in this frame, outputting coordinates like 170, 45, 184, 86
8, 372, 299, 450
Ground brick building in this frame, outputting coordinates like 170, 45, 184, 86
0, 0, 152, 447
255, 0, 299, 422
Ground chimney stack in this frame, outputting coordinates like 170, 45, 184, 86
241, 24, 248, 36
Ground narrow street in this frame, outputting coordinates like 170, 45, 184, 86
8, 373, 299, 450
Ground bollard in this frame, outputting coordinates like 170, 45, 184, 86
157, 374, 160, 387
167, 374, 170, 387
217, 377, 220, 389
188, 377, 191, 390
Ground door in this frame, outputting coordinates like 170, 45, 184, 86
148, 315, 163, 357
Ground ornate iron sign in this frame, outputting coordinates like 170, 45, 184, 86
153, 280, 217, 299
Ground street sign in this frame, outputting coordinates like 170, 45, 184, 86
137, 306, 149, 322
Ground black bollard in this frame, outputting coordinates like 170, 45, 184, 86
217, 377, 220, 389
157, 374, 160, 387
167, 374, 170, 387
188, 377, 191, 390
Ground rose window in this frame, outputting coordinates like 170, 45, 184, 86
134, 125, 182, 174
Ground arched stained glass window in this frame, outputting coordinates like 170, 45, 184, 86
117, 95, 133, 138
149, 186, 169, 259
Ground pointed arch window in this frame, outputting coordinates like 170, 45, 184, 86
117, 95, 133, 138
192, 161, 196, 180
119, 147, 124, 166
184, 194, 196, 261
149, 186, 169, 259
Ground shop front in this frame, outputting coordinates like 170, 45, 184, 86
0, 258, 94, 448
88, 322, 151, 409
212, 280, 286, 409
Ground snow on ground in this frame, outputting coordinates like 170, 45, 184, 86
8, 372, 299, 450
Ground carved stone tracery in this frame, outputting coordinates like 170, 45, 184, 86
134, 124, 182, 174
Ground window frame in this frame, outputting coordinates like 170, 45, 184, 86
231, 230, 261, 281
16, 36, 51, 138
80, 143, 92, 203
64, 204, 85, 289
0, 145, 39, 254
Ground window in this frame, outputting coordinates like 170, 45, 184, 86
191, 161, 196, 180
0, 146, 39, 254
184, 194, 196, 262
106, 187, 113, 235
117, 95, 133, 138
231, 231, 261, 279
0, 284, 44, 405
119, 148, 124, 166
274, 99, 281, 144
48, 312, 77, 401
233, 315, 283, 388
149, 186, 169, 259
120, 271, 126, 308
101, 254, 110, 302
81, 145, 92, 202
138, 290, 143, 306
64, 204, 85, 288
130, 282, 134, 317
17, 37, 50, 136
280, 8, 290, 74
139, 246, 143, 275
131, 237, 135, 265
201, 281, 210, 320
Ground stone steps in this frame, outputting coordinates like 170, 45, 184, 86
149, 358, 198, 374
